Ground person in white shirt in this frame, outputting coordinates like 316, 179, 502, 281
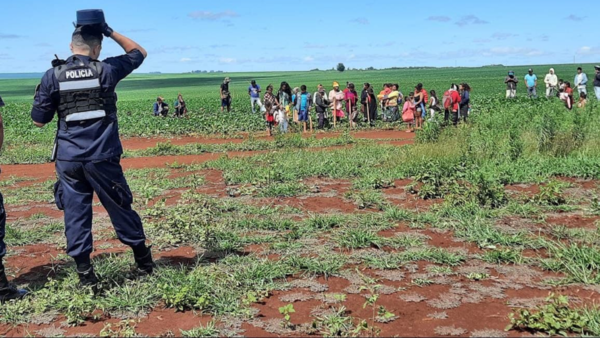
544, 68, 558, 98
574, 67, 588, 96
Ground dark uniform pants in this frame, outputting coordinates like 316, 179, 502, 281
0, 192, 6, 258
54, 156, 146, 259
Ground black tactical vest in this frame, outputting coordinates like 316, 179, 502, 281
54, 58, 117, 122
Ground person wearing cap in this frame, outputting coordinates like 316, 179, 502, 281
221, 77, 232, 112
153, 96, 169, 117
0, 96, 28, 301
505, 71, 518, 98
248, 80, 262, 114
524, 69, 538, 98
574, 67, 588, 96
329, 82, 345, 121
594, 66, 600, 100
544, 68, 558, 98
31, 10, 154, 288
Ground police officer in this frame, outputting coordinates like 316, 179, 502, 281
30, 11, 154, 287
0, 96, 28, 301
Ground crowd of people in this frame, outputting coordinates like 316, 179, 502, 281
150, 65, 600, 132
505, 65, 600, 110
224, 79, 473, 135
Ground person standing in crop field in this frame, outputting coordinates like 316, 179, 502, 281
413, 84, 425, 130
402, 92, 416, 133
428, 90, 441, 121
295, 85, 312, 133
524, 69, 538, 98
329, 82, 345, 121
315, 88, 329, 130
277, 82, 293, 121
31, 12, 155, 288
248, 80, 262, 113
504, 71, 518, 98
292, 87, 301, 123
0, 95, 28, 301
574, 67, 588, 96
594, 66, 600, 100
220, 77, 232, 112
345, 83, 359, 126
459, 83, 471, 123
361, 83, 377, 126
263, 84, 278, 136
544, 68, 558, 98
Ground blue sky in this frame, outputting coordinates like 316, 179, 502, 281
0, 0, 597, 73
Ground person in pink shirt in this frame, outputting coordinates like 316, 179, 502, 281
402, 92, 416, 133
345, 83, 359, 126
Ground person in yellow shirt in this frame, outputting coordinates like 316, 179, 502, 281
381, 84, 401, 122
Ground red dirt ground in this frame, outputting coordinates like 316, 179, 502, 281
1, 131, 599, 337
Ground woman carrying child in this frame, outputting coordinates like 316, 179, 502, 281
264, 84, 279, 136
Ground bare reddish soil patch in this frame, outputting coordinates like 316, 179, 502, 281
1, 132, 597, 337
545, 213, 600, 229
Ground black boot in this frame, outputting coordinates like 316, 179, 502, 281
0, 269, 27, 302
76, 266, 99, 288
134, 246, 155, 276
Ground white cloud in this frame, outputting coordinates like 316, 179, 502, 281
491, 32, 518, 40
350, 17, 369, 25
565, 14, 585, 21
303, 56, 314, 62
577, 46, 600, 55
427, 16, 451, 22
0, 33, 22, 39
188, 10, 238, 21
219, 57, 237, 64
455, 15, 488, 27
180, 58, 192, 62
483, 47, 544, 57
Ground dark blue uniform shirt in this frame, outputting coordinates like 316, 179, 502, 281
31, 49, 144, 161
0, 95, 5, 107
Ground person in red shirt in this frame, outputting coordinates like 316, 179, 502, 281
445, 84, 461, 125
561, 81, 574, 110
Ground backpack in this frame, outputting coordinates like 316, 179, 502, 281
443, 90, 454, 109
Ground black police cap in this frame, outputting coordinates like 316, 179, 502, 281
76, 9, 106, 26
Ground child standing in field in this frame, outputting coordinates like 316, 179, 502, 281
402, 92, 416, 133
295, 85, 312, 133
292, 87, 300, 123
428, 90, 441, 121
577, 92, 587, 109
